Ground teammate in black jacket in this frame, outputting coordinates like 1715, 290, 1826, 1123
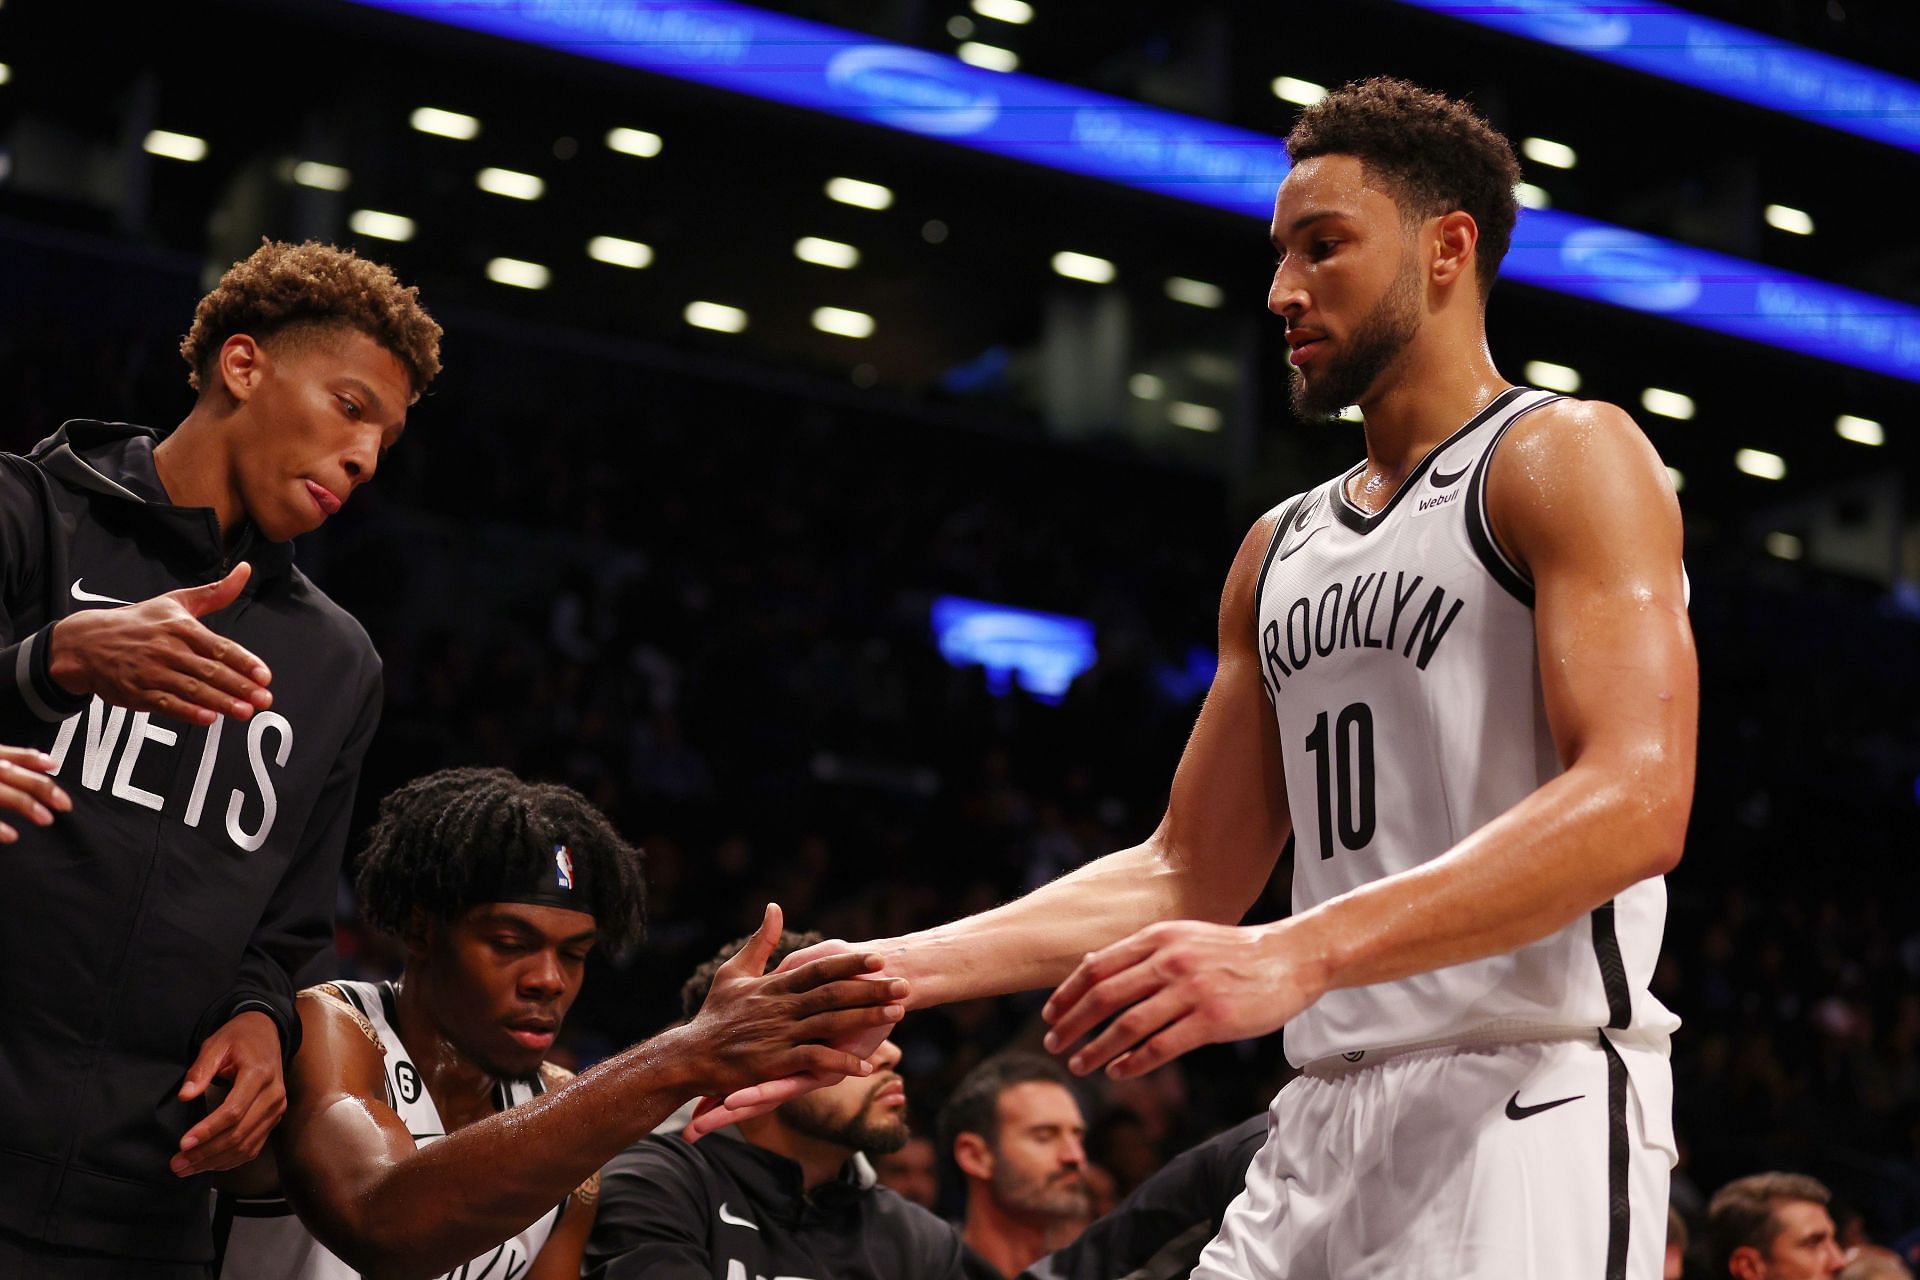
0, 240, 441, 1274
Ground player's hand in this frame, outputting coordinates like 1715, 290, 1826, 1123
0, 745, 71, 842
48, 563, 274, 726
172, 1010, 287, 1177
678, 905, 905, 1138
1041, 919, 1326, 1080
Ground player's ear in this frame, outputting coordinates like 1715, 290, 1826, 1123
1428, 210, 1478, 293
214, 334, 268, 405
1726, 1244, 1766, 1280
401, 905, 435, 959
954, 1132, 994, 1181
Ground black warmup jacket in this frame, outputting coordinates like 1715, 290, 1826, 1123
0, 420, 382, 1262
585, 1128, 987, 1280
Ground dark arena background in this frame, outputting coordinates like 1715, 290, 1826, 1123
4, 1, 1920, 1274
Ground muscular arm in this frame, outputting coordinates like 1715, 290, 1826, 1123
876, 516, 1295, 1010
1049, 397, 1697, 1076
277, 918, 902, 1280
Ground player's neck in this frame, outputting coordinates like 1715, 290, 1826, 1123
738, 1115, 854, 1192
155, 401, 247, 544
389, 975, 507, 1131
1354, 328, 1509, 479
962, 1189, 1061, 1277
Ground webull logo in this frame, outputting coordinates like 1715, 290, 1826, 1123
1502, 0, 1632, 50
1560, 227, 1702, 314
826, 45, 1000, 137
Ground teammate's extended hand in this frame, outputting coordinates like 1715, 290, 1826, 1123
172, 1010, 287, 1177
1041, 919, 1325, 1080
0, 745, 71, 843
679, 906, 905, 1141
48, 563, 274, 726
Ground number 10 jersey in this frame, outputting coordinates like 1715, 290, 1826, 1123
1252, 387, 1678, 1068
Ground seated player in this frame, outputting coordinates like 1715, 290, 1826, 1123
939, 1052, 1092, 1277
1706, 1172, 1847, 1279
584, 930, 982, 1280
215, 768, 905, 1279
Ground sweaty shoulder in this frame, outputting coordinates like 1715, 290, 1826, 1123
299, 984, 384, 1054
1484, 396, 1680, 577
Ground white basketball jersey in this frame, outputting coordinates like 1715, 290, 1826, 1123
213, 979, 564, 1280
1253, 386, 1679, 1067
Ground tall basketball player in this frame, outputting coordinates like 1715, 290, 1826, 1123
214, 768, 907, 1280
691, 79, 1696, 1280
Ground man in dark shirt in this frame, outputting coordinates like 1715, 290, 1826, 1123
585, 931, 980, 1280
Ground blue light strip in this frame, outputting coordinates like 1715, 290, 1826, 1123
1389, 1, 1920, 154
348, 0, 1920, 383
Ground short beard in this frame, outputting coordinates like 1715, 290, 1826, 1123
1288, 252, 1423, 421
989, 1159, 1092, 1222
780, 1082, 912, 1156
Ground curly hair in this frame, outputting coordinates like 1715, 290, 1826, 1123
353, 767, 646, 956
180, 239, 443, 400
1287, 77, 1521, 300
680, 929, 825, 1021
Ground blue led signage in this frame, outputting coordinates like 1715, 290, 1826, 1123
930, 595, 1097, 704
347, 0, 1920, 383
1390, 1, 1920, 155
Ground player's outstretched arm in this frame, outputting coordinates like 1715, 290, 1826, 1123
274, 905, 905, 1280
1051, 397, 1697, 1079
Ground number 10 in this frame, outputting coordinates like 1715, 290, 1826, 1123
1304, 702, 1376, 859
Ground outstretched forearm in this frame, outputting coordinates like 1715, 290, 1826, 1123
881, 834, 1254, 1010
306, 1027, 704, 1280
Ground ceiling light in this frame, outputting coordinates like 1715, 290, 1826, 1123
812, 307, 875, 339
971, 0, 1034, 22
826, 177, 893, 210
1834, 413, 1883, 446
956, 41, 1019, 72
1764, 203, 1815, 235
1166, 277, 1224, 308
686, 301, 748, 333
1734, 448, 1787, 480
1521, 136, 1577, 169
290, 160, 350, 191
1666, 467, 1685, 493
1513, 182, 1551, 210
486, 258, 550, 290
1129, 373, 1165, 400
606, 127, 662, 158
795, 237, 860, 269
1271, 76, 1326, 106
410, 107, 480, 140
1641, 387, 1695, 420
143, 130, 207, 163
476, 167, 544, 200
348, 209, 415, 242
1764, 531, 1803, 560
1524, 360, 1581, 393
0, 64, 12, 86
1052, 251, 1115, 284
587, 236, 653, 268
1170, 402, 1222, 432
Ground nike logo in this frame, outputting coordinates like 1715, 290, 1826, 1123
70, 579, 132, 606
717, 1202, 758, 1230
1276, 524, 1325, 562
1429, 461, 1471, 488
1505, 1090, 1584, 1120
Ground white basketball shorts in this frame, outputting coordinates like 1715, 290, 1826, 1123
1192, 1030, 1675, 1280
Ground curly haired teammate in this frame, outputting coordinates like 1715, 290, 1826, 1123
214, 767, 904, 1280
0, 241, 441, 1276
696, 79, 1697, 1280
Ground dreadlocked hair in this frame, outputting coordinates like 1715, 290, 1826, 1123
354, 767, 646, 956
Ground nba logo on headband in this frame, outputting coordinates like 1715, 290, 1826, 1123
553, 844, 574, 891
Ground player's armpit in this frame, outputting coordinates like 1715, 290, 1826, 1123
1485, 396, 1697, 875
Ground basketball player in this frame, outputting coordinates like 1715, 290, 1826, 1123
215, 767, 907, 1280
0, 240, 440, 1276
693, 78, 1696, 1279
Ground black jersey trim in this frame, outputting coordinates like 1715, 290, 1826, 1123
1331, 386, 1532, 535
378, 980, 401, 1030
1590, 901, 1633, 1029
1599, 1031, 1631, 1280
1464, 392, 1566, 607
337, 982, 371, 1020
1253, 493, 1307, 634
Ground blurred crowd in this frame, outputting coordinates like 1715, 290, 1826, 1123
5, 239, 1920, 1276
